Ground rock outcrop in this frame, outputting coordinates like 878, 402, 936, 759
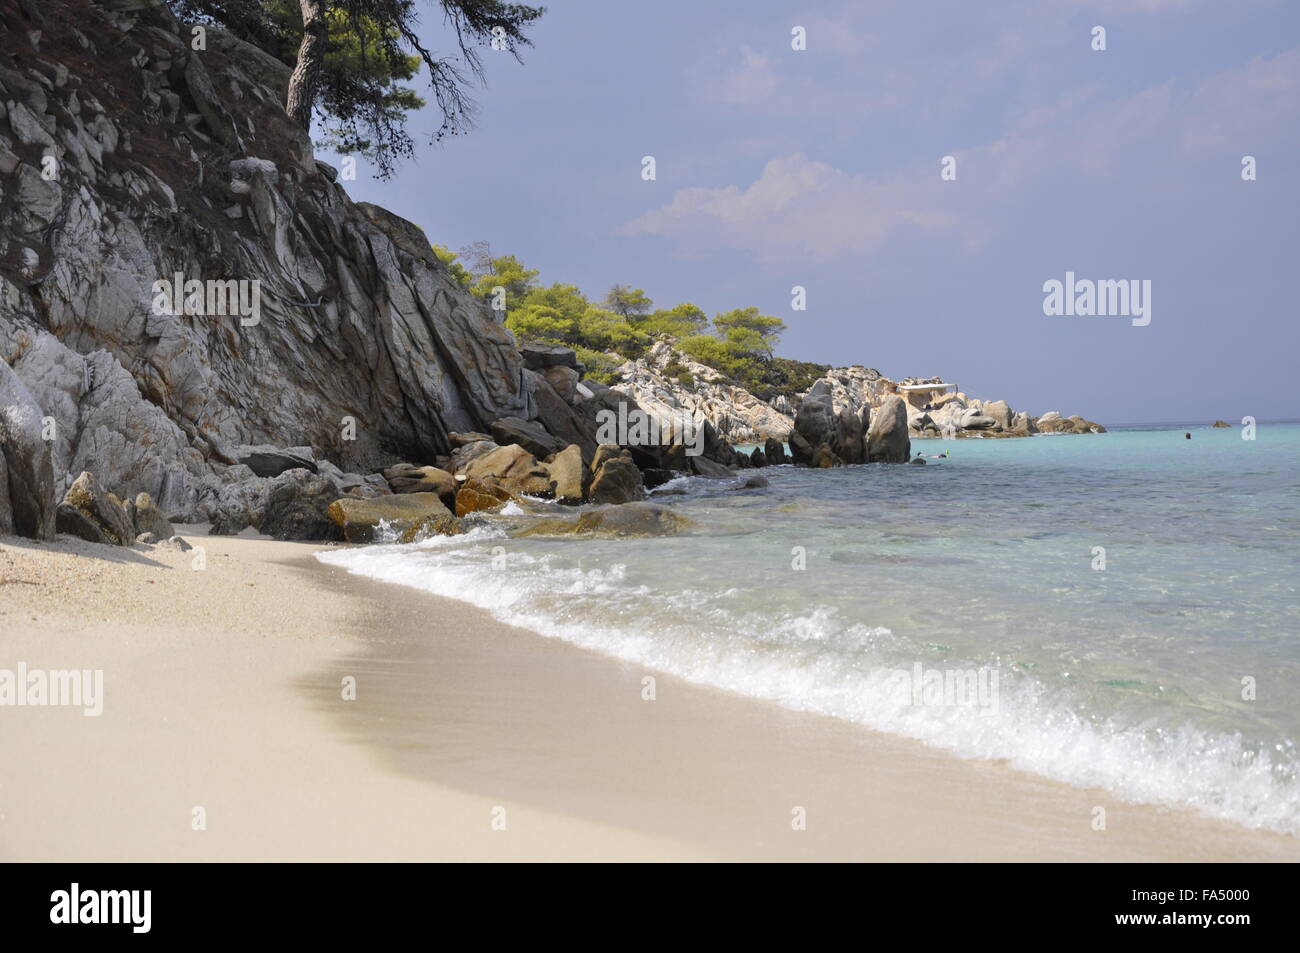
866, 395, 911, 464
588, 445, 646, 504
0, 355, 55, 538
614, 340, 794, 445
0, 0, 537, 531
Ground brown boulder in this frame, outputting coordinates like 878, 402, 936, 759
589, 445, 646, 504
462, 444, 553, 496
327, 493, 459, 543
546, 444, 587, 504
455, 479, 514, 516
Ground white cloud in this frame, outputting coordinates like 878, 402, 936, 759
626, 47, 1300, 262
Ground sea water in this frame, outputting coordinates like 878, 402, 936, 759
318, 422, 1300, 834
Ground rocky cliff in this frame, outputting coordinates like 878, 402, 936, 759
2, 0, 715, 538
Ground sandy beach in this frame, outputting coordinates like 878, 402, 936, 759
1, 530, 1295, 862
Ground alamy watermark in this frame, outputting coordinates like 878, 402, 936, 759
151, 273, 261, 326
1042, 271, 1150, 327
0, 663, 103, 716
886, 663, 1000, 712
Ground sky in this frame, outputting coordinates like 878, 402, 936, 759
326, 0, 1300, 426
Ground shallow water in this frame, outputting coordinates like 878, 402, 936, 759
319, 421, 1300, 835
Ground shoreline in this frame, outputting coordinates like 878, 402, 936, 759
2, 531, 1296, 861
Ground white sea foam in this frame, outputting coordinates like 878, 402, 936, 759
317, 536, 1300, 836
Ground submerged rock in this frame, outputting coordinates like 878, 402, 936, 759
327, 493, 459, 544
516, 502, 694, 538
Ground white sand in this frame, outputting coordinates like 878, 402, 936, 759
1, 531, 1296, 861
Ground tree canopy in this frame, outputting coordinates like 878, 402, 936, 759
432, 246, 804, 392
168, 1, 545, 177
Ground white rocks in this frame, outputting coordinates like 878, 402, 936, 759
615, 340, 794, 445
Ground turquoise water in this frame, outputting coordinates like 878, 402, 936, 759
320, 422, 1300, 834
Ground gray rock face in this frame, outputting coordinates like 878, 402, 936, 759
0, 357, 55, 538
235, 445, 317, 478
866, 395, 911, 464
0, 3, 533, 524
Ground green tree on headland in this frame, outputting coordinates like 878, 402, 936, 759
167, 1, 545, 177
433, 246, 809, 393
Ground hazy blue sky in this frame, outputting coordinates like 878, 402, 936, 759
328, 0, 1300, 425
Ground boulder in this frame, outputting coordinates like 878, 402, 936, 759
518, 342, 581, 372
1212, 420, 1231, 428
261, 469, 344, 541
327, 493, 459, 544
234, 444, 317, 477
455, 479, 513, 516
866, 395, 911, 464
961, 414, 997, 430
546, 444, 587, 504
588, 445, 646, 504
517, 502, 694, 538
58, 471, 134, 545
543, 365, 580, 404
743, 475, 770, 488
529, 371, 598, 461
129, 492, 174, 540
490, 416, 566, 460
749, 447, 766, 468
984, 400, 1014, 431
835, 407, 866, 463
689, 456, 734, 479
448, 432, 493, 448
763, 437, 788, 466
640, 468, 676, 489
794, 394, 836, 455
384, 464, 456, 508
812, 445, 843, 468
449, 440, 499, 474
787, 428, 815, 467
0, 358, 56, 539
462, 444, 553, 496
